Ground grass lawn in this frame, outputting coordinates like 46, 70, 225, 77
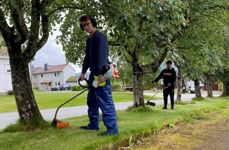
0, 97, 228, 150
0, 91, 156, 113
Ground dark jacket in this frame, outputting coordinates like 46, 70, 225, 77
154, 68, 176, 89
82, 31, 109, 75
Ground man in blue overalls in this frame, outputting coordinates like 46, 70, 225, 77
79, 15, 118, 135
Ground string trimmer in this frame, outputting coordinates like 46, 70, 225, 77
51, 79, 90, 128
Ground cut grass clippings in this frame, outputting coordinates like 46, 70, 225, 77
0, 97, 229, 150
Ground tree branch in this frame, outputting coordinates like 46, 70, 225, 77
9, 0, 28, 44
0, 8, 13, 45
23, 0, 40, 61
142, 48, 169, 74
47, 4, 83, 16
207, 4, 229, 10
24, 14, 49, 62
37, 15, 49, 50
40, 0, 55, 11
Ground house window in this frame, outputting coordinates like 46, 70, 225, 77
54, 73, 57, 76
58, 72, 60, 75
34, 75, 36, 78
41, 74, 43, 78
58, 82, 60, 85
55, 82, 57, 86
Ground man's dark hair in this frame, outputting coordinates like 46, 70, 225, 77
166, 60, 172, 64
79, 15, 97, 30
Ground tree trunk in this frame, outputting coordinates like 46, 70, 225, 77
176, 65, 182, 101
206, 77, 213, 97
194, 79, 202, 98
132, 63, 145, 107
222, 82, 229, 96
182, 78, 187, 93
8, 47, 45, 128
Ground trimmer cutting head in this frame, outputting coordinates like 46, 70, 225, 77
50, 79, 90, 129
51, 119, 69, 129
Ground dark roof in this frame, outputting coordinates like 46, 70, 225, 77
32, 64, 68, 74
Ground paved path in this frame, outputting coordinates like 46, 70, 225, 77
0, 91, 222, 129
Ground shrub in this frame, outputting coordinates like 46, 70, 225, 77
72, 85, 83, 91
111, 83, 122, 92
51, 87, 59, 91
7, 90, 15, 95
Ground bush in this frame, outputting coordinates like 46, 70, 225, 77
72, 85, 83, 91
111, 83, 122, 92
192, 97, 205, 101
7, 90, 15, 95
51, 87, 59, 91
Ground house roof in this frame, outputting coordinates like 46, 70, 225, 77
32, 64, 68, 74
40, 80, 52, 84
0, 47, 8, 56
66, 76, 78, 82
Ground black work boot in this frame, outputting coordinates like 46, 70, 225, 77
162, 106, 167, 109
171, 105, 174, 110
80, 126, 99, 131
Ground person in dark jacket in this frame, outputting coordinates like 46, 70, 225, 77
152, 60, 176, 109
79, 15, 118, 135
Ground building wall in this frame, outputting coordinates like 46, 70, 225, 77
0, 56, 13, 93
63, 65, 76, 84
32, 65, 76, 91
33, 72, 64, 91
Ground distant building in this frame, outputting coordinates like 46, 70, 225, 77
32, 64, 76, 91
0, 47, 13, 94
66, 76, 78, 87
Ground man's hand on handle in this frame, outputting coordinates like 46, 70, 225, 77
98, 75, 105, 83
80, 74, 85, 81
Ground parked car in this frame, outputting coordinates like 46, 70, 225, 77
187, 80, 195, 94
122, 84, 133, 91
59, 84, 71, 91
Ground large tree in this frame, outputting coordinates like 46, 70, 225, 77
58, 0, 187, 107
0, 0, 84, 128
0, 0, 52, 128
174, 0, 229, 98
56, 0, 229, 105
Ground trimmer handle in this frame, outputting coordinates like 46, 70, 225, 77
78, 78, 91, 88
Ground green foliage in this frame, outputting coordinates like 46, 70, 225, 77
173, 0, 229, 81
111, 83, 123, 92
7, 90, 15, 95
71, 85, 83, 91
101, 0, 187, 64
0, 33, 5, 47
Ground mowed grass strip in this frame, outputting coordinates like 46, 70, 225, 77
0, 97, 228, 150
0, 91, 154, 113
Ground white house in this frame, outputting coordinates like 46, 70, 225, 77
0, 48, 13, 94
32, 64, 76, 91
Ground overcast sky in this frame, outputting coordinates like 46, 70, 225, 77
32, 34, 66, 67
31, 33, 81, 72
